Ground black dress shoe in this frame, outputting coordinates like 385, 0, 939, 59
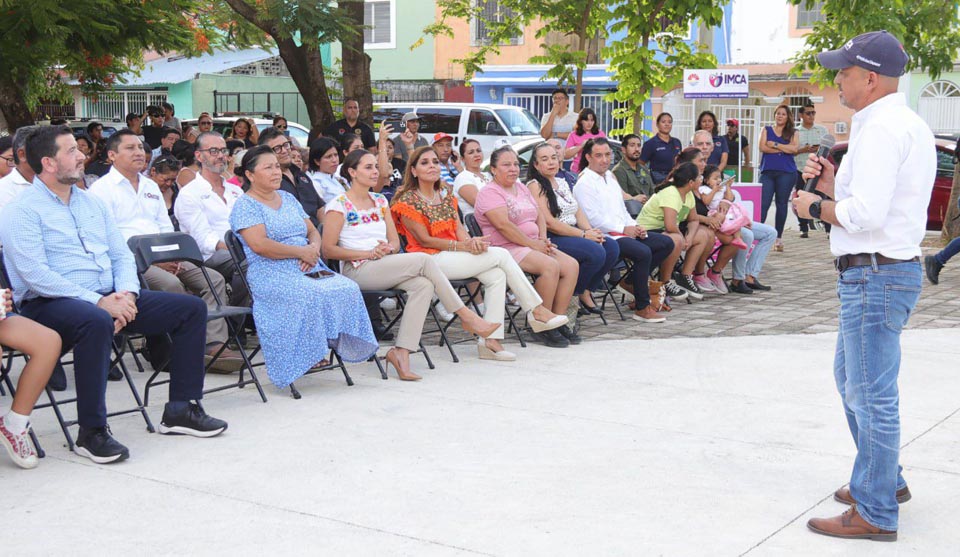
48, 363, 67, 391
558, 324, 582, 345
746, 279, 771, 291
729, 280, 753, 295
535, 329, 569, 348
372, 322, 395, 342
107, 366, 123, 382
579, 301, 603, 315
800, 231, 809, 238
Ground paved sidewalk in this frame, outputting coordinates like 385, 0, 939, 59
571, 231, 960, 342
3, 329, 958, 555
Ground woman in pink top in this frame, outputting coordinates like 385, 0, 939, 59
564, 108, 606, 174
475, 146, 579, 348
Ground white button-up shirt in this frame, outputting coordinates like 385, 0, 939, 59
573, 167, 634, 234
0, 169, 33, 214
88, 166, 173, 241
306, 170, 348, 203
831, 93, 936, 259
175, 173, 244, 260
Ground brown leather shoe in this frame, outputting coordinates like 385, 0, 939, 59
834, 485, 911, 506
807, 505, 897, 541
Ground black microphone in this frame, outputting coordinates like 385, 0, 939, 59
802, 133, 836, 193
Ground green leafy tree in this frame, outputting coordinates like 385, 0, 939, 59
0, 0, 211, 130
605, 1, 727, 135
218, 0, 362, 130
786, 0, 960, 239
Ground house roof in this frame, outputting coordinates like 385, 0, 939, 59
472, 64, 618, 88
90, 48, 276, 87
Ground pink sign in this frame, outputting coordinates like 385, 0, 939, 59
731, 183, 763, 222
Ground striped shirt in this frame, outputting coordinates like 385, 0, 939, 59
0, 177, 139, 305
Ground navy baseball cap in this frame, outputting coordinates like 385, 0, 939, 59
817, 30, 908, 77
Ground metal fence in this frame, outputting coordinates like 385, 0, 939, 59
80, 90, 168, 121
33, 102, 75, 121
214, 91, 307, 123
503, 91, 628, 137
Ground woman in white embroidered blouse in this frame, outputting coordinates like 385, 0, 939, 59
322, 149, 501, 381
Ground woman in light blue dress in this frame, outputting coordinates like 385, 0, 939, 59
229, 146, 378, 389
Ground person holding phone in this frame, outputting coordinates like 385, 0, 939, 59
794, 101, 830, 237
230, 145, 378, 390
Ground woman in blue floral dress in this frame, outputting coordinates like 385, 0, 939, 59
229, 146, 378, 389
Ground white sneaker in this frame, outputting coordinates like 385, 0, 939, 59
0, 416, 39, 469
379, 297, 397, 311
434, 298, 455, 322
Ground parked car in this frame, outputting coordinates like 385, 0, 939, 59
181, 115, 310, 146
828, 138, 955, 230
372, 102, 543, 154
481, 137, 624, 177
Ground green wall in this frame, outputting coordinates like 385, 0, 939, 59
190, 74, 310, 126
330, 0, 435, 81
166, 81, 194, 120
908, 70, 960, 109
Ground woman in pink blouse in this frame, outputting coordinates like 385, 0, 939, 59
564, 108, 606, 174
474, 146, 579, 348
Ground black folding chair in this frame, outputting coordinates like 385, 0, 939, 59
0, 251, 154, 454
224, 231, 356, 399
127, 232, 267, 404
463, 213, 527, 346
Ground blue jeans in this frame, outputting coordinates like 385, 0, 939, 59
731, 222, 776, 280
934, 236, 960, 265
759, 170, 796, 238
550, 233, 620, 294
834, 261, 922, 531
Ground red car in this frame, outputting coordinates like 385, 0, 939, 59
828, 139, 956, 230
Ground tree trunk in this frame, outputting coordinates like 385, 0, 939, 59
941, 166, 960, 241
341, 0, 374, 125
0, 78, 36, 130
274, 37, 336, 131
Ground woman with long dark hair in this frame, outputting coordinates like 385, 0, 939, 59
526, 142, 618, 316
391, 146, 567, 360
758, 104, 799, 252
564, 107, 606, 174
323, 148, 502, 379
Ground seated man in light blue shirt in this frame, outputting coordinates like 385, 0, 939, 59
0, 126, 228, 465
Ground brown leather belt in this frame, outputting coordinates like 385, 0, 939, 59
835, 253, 920, 273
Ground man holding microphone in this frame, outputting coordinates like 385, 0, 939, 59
794, 31, 934, 542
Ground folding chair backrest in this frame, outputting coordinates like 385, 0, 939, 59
463, 213, 483, 238
223, 230, 246, 266
128, 232, 205, 270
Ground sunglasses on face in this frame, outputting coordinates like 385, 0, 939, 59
804, 111, 816, 116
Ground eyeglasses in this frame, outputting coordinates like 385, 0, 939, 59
271, 142, 293, 154
804, 111, 816, 116
198, 121, 213, 126
0, 155, 14, 165
275, 125, 287, 130
198, 147, 230, 156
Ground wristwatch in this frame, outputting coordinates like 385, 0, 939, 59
809, 199, 822, 220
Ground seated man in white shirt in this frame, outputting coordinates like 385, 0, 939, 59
175, 132, 249, 306
0, 126, 39, 214
151, 127, 180, 161
89, 129, 243, 370
573, 137, 674, 323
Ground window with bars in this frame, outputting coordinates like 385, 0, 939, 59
796, 1, 825, 29
364, 0, 393, 47
472, 0, 522, 47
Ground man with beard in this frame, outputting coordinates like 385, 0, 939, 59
612, 133, 655, 217
259, 127, 324, 226
0, 126, 229, 464
89, 130, 243, 372
176, 132, 249, 306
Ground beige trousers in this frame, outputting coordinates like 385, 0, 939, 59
432, 247, 542, 340
342, 252, 465, 351
143, 262, 228, 346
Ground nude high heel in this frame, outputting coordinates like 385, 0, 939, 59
384, 348, 421, 381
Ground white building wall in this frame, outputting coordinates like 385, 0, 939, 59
729, 0, 808, 64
